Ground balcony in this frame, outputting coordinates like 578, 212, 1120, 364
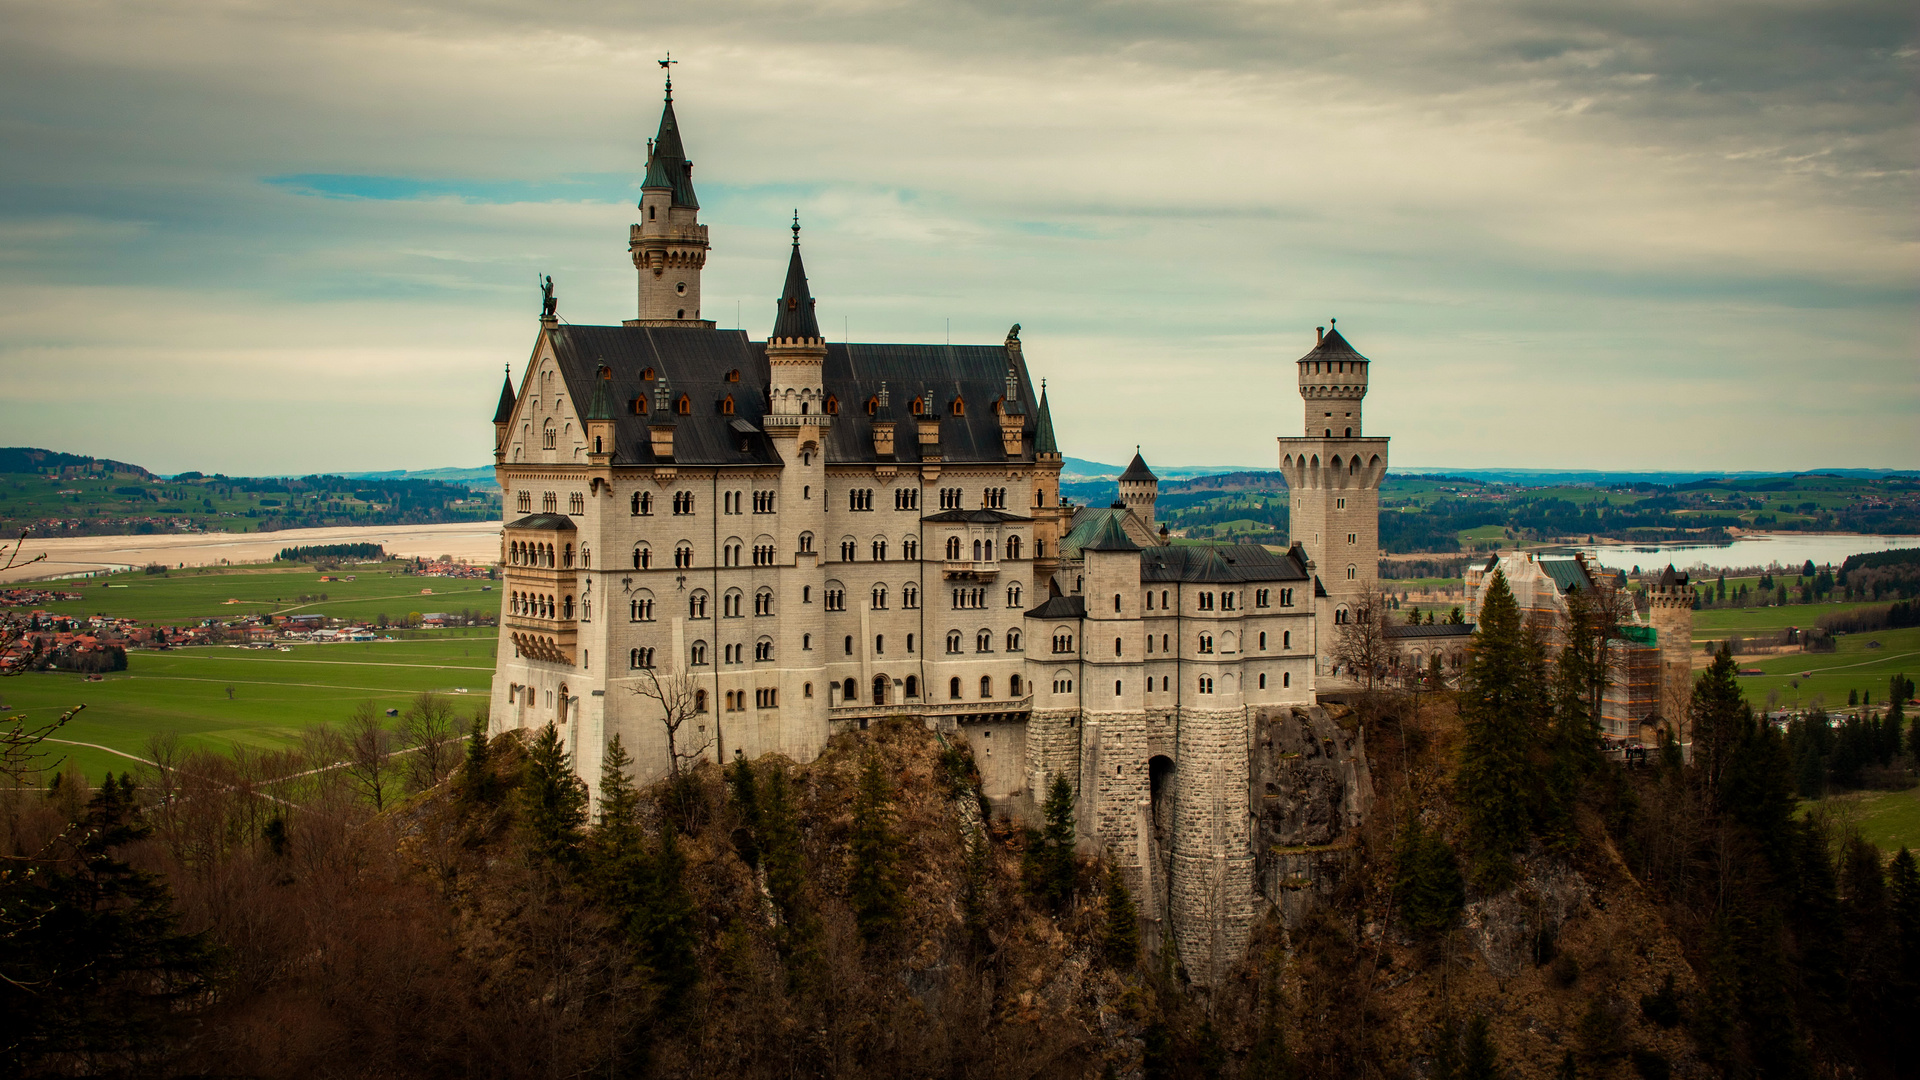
505, 613, 576, 665
943, 560, 999, 580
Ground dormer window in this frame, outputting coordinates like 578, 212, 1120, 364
677, 395, 691, 416
866, 397, 878, 416
721, 395, 735, 415
725, 369, 740, 383
641, 367, 654, 381
825, 395, 839, 415
910, 397, 925, 415
951, 397, 965, 416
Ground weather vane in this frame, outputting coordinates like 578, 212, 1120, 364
659, 53, 676, 98
791, 209, 801, 247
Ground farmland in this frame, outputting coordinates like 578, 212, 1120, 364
1720, 624, 1920, 712
7, 636, 498, 783
11, 561, 501, 626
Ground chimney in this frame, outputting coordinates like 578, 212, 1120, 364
1316, 326, 1324, 344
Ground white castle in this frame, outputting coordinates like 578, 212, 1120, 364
488, 79, 1390, 983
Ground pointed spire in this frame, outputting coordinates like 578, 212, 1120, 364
1034, 380, 1058, 455
771, 213, 822, 342
492, 364, 516, 424
1119, 450, 1156, 483
641, 71, 699, 209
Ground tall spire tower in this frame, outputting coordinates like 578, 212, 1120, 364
1277, 323, 1389, 672
765, 213, 827, 423
627, 61, 713, 327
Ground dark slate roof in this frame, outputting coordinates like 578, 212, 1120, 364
772, 241, 821, 341
641, 95, 699, 209
1082, 515, 1140, 553
1119, 452, 1157, 483
921, 508, 1032, 524
1298, 325, 1368, 364
1657, 565, 1689, 587
1034, 386, 1058, 455
1385, 622, 1476, 640
493, 371, 516, 424
1138, 544, 1308, 583
1026, 594, 1086, 620
542, 325, 1040, 467
506, 513, 577, 531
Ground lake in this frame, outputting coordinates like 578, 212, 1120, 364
1576, 533, 1920, 574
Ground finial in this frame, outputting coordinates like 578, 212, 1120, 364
791, 210, 800, 248
658, 53, 676, 100
1330, 316, 1337, 325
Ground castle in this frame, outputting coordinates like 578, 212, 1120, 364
488, 80, 1394, 983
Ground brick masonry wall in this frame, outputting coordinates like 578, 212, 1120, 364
1169, 705, 1259, 986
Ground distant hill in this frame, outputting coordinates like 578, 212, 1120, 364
0, 447, 153, 480
330, 466, 498, 491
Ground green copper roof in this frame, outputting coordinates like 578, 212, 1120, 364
1082, 513, 1140, 553
585, 368, 616, 421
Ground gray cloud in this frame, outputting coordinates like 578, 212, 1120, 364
0, 0, 1911, 474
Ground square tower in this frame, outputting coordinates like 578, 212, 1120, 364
1276, 325, 1388, 660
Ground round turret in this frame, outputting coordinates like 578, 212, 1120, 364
1117, 450, 1158, 531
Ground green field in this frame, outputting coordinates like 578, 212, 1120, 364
5, 636, 499, 783
1806, 788, 1920, 853
11, 563, 498, 626
1723, 625, 1920, 711
1691, 599, 1890, 642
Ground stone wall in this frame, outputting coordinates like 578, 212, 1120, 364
1168, 705, 1259, 986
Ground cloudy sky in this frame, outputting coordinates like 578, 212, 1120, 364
1, 0, 1912, 476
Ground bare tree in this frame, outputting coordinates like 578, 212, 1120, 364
629, 668, 711, 782
399, 691, 460, 792
336, 701, 397, 811
1330, 582, 1394, 691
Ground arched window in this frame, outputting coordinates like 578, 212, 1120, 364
1007, 535, 1021, 560
690, 640, 708, 665
946, 631, 962, 654
1007, 583, 1022, 607
689, 591, 708, 619
1346, 565, 1357, 580
904, 675, 918, 698
1283, 630, 1291, 649
980, 676, 992, 698
1006, 628, 1022, 651
1114, 593, 1122, 613
871, 539, 887, 561
946, 536, 962, 560
843, 677, 857, 701
903, 583, 919, 608
1283, 672, 1291, 688
949, 677, 962, 700
1010, 674, 1023, 696
976, 629, 992, 653
799, 531, 814, 554
873, 675, 889, 706
1258, 673, 1266, 689
695, 689, 707, 712
871, 584, 888, 609
973, 538, 983, 561
1199, 633, 1214, 653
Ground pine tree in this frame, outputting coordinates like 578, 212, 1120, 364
1457, 1013, 1502, 1079
1690, 645, 1749, 812
590, 735, 644, 885
1025, 772, 1079, 911
961, 824, 991, 956
636, 828, 701, 1000
519, 722, 587, 867
1457, 569, 1544, 892
1890, 849, 1920, 1022
1102, 865, 1140, 969
0, 774, 215, 1073
848, 752, 903, 944
727, 753, 762, 870
457, 715, 495, 806
1393, 813, 1465, 936
758, 762, 815, 959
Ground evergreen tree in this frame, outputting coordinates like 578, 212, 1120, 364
961, 824, 991, 956
0, 774, 215, 1073
1689, 645, 1750, 813
1457, 569, 1545, 891
635, 828, 701, 1000
847, 752, 903, 944
1025, 772, 1079, 911
1392, 813, 1464, 936
727, 753, 762, 870
758, 762, 815, 959
1890, 849, 1920, 1027
1102, 865, 1140, 969
457, 714, 495, 806
519, 722, 587, 867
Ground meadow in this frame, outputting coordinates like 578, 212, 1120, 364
15, 562, 499, 626
6, 636, 498, 783
1718, 624, 1919, 712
